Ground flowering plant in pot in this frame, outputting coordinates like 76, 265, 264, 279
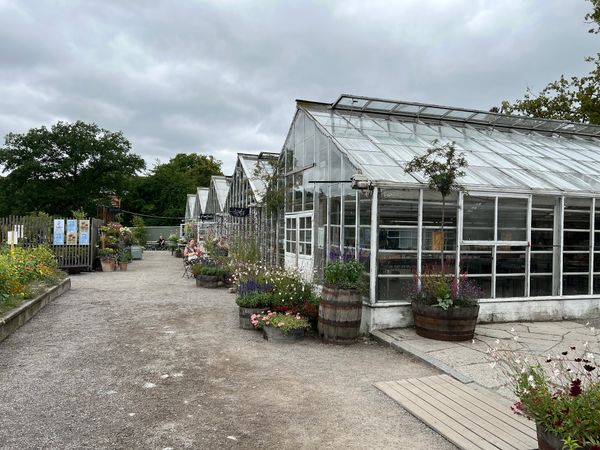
236, 292, 275, 330
489, 329, 599, 450
116, 249, 132, 271
98, 247, 117, 272
251, 311, 309, 342
411, 267, 482, 341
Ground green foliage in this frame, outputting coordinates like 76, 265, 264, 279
404, 141, 466, 199
131, 216, 147, 244
167, 233, 178, 242
229, 235, 259, 264
502, 1, 600, 125
324, 260, 364, 290
71, 209, 87, 220
193, 264, 230, 279
0, 246, 61, 315
117, 249, 132, 263
251, 311, 310, 334
412, 268, 481, 309
98, 247, 116, 259
122, 153, 223, 226
0, 121, 145, 217
235, 292, 275, 308
491, 336, 600, 449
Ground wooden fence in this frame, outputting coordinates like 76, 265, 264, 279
0, 216, 103, 270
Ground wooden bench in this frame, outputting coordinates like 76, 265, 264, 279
375, 374, 537, 450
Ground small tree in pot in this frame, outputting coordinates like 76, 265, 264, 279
319, 259, 364, 344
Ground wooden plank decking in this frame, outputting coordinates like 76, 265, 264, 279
375, 375, 538, 450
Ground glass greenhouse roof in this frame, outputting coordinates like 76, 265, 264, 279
212, 176, 231, 210
302, 96, 600, 195
196, 187, 209, 213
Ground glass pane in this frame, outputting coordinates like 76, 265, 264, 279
330, 197, 341, 225
460, 246, 492, 274
377, 277, 413, 301
379, 200, 418, 226
359, 191, 372, 226
497, 198, 527, 241
379, 228, 417, 250
463, 196, 494, 240
532, 208, 554, 229
422, 229, 456, 252
594, 276, 600, 294
496, 276, 525, 298
563, 253, 589, 273
564, 231, 590, 251
422, 252, 456, 270
465, 276, 491, 298
379, 254, 417, 276
564, 198, 590, 229
496, 249, 526, 274
531, 253, 553, 273
563, 275, 589, 295
530, 275, 552, 296
531, 230, 553, 250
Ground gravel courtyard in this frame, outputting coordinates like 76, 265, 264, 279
0, 252, 456, 450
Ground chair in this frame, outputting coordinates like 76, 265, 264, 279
182, 255, 199, 278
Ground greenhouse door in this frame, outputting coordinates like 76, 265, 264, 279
284, 212, 314, 280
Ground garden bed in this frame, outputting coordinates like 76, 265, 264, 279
0, 277, 71, 343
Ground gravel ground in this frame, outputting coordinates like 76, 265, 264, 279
0, 252, 456, 450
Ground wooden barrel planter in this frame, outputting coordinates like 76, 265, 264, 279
318, 286, 362, 344
411, 301, 479, 341
196, 275, 220, 288
263, 326, 305, 343
238, 306, 265, 330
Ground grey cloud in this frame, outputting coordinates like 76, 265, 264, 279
0, 0, 597, 175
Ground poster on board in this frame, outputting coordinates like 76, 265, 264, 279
79, 220, 90, 245
53, 219, 65, 245
66, 219, 78, 245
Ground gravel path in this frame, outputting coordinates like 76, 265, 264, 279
0, 252, 456, 450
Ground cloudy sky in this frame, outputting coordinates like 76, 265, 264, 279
0, 0, 596, 174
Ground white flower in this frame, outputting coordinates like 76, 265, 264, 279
495, 339, 500, 344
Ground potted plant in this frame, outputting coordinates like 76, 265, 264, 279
490, 336, 599, 449
192, 264, 230, 288
251, 311, 309, 342
98, 248, 117, 272
411, 268, 481, 341
117, 249, 132, 271
318, 259, 364, 344
236, 292, 274, 330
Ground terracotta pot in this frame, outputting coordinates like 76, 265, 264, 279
100, 259, 116, 272
118, 262, 128, 271
411, 301, 479, 341
263, 326, 305, 342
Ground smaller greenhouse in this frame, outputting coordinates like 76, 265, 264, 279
280, 94, 600, 331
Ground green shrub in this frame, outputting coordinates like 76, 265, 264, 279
324, 260, 364, 290
194, 265, 230, 279
235, 292, 275, 308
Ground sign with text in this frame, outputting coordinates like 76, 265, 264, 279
53, 219, 65, 245
79, 219, 90, 245
199, 214, 215, 221
229, 207, 249, 217
66, 219, 78, 245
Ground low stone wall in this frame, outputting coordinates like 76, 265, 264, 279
361, 296, 600, 332
0, 278, 71, 343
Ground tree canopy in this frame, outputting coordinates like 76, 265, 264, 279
122, 153, 223, 225
0, 121, 145, 217
502, 1, 600, 124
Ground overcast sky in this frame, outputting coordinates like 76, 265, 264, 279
0, 0, 596, 174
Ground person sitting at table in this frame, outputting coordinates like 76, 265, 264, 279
184, 239, 202, 262
157, 235, 166, 250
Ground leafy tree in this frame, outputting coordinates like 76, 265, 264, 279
0, 121, 145, 216
502, 1, 600, 124
122, 153, 223, 225
405, 141, 467, 270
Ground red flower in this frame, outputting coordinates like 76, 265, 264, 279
570, 379, 582, 397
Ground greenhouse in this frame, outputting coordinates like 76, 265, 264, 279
280, 94, 600, 331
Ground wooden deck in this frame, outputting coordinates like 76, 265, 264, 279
375, 375, 538, 450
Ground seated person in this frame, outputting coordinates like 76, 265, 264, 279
157, 235, 166, 249
183, 239, 202, 262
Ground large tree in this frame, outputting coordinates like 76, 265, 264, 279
122, 153, 223, 225
502, 1, 600, 124
0, 121, 145, 216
